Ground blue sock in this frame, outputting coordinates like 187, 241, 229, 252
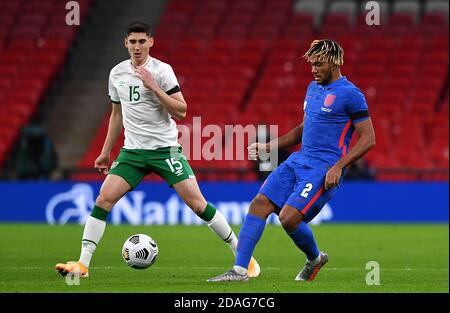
287, 222, 320, 261
235, 214, 266, 269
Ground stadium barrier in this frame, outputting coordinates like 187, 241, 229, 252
0, 182, 447, 224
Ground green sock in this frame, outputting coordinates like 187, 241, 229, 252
198, 203, 216, 222
90, 205, 109, 221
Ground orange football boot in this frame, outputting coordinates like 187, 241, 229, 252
55, 261, 89, 278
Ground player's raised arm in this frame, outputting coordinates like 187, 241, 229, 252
248, 122, 304, 160
94, 102, 123, 174
324, 118, 376, 190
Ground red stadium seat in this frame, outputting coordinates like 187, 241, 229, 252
23, 1, 54, 14
0, 0, 94, 168
11, 25, 42, 39
166, 0, 196, 14
219, 25, 249, 39
0, 2, 22, 14
422, 13, 449, 31
158, 12, 189, 28
17, 13, 48, 28
390, 13, 415, 27
224, 12, 254, 28
186, 26, 216, 40
230, 0, 262, 13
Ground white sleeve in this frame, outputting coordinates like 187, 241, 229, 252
160, 64, 180, 95
108, 70, 121, 103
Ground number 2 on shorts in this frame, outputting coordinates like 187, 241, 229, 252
301, 183, 313, 198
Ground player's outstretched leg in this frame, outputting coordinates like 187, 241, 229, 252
55, 174, 129, 277
281, 208, 328, 282
55, 205, 109, 277
207, 213, 266, 282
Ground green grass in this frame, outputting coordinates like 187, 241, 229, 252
0, 223, 448, 293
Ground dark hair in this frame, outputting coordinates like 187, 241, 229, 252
303, 39, 344, 66
126, 21, 153, 37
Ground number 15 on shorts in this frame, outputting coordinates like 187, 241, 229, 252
165, 158, 183, 175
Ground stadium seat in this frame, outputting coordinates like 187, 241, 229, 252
392, 0, 420, 23
219, 25, 248, 39
157, 12, 189, 29
224, 12, 254, 28
11, 25, 42, 39
0, 0, 94, 170
230, 0, 262, 14
17, 13, 48, 28
329, 0, 357, 24
424, 0, 449, 18
198, 0, 228, 14
166, 0, 196, 13
293, 0, 328, 27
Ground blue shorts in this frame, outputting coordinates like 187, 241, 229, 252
259, 161, 342, 223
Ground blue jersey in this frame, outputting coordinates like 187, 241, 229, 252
287, 76, 369, 169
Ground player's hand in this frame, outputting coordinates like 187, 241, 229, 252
135, 66, 159, 91
247, 143, 269, 160
325, 164, 342, 190
94, 153, 110, 175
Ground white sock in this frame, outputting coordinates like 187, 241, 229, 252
205, 210, 238, 256
233, 265, 247, 275
308, 253, 321, 266
79, 216, 106, 268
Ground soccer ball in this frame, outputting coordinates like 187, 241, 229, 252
122, 234, 158, 269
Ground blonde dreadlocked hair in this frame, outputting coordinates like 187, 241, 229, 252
303, 39, 344, 66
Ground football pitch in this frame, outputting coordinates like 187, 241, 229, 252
0, 223, 448, 293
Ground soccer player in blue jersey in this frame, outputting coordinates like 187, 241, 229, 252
208, 39, 376, 282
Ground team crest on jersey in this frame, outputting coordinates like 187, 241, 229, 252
323, 94, 336, 107
321, 94, 336, 112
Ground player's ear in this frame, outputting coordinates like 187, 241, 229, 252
124, 36, 128, 48
148, 36, 154, 48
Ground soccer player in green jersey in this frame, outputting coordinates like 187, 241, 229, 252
56, 21, 260, 278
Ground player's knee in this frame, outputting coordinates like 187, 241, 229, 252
95, 193, 116, 211
279, 214, 296, 232
279, 215, 298, 233
248, 195, 273, 219
186, 198, 207, 215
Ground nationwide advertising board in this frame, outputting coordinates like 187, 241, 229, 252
0, 182, 448, 224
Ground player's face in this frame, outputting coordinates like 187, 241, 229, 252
309, 59, 333, 85
125, 32, 154, 64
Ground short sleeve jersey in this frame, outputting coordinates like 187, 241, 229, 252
289, 76, 369, 168
108, 56, 181, 150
